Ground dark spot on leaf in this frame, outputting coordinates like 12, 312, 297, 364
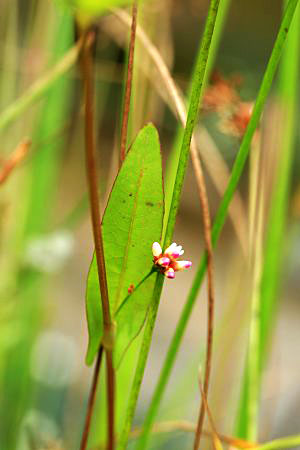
284, 27, 288, 33
129, 193, 133, 197
146, 201, 154, 207
122, 199, 126, 203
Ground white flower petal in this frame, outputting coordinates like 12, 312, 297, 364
173, 260, 192, 271
152, 242, 162, 257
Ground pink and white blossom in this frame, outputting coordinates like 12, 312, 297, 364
152, 242, 192, 279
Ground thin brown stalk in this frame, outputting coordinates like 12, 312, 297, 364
0, 138, 30, 185
197, 370, 222, 450
105, 350, 116, 450
79, 31, 115, 450
191, 141, 215, 450
119, 1, 138, 165
80, 347, 104, 450
103, 10, 248, 256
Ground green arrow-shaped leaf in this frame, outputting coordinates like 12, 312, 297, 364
86, 124, 163, 366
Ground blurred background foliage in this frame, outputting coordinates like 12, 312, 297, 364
0, 0, 299, 449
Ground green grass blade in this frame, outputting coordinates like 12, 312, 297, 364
235, 1, 300, 439
138, 0, 299, 446
163, 0, 221, 250
163, 0, 231, 237
117, 1, 222, 448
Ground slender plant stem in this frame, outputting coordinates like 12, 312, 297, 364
80, 31, 115, 450
117, 273, 164, 450
106, 350, 116, 450
137, 0, 299, 445
0, 138, 30, 185
247, 172, 264, 441
117, 2, 221, 449
192, 138, 215, 450
0, 38, 83, 132
163, 0, 220, 249
80, 347, 104, 450
198, 371, 221, 450
119, 1, 138, 164
204, 0, 231, 82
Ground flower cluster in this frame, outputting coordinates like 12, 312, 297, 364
152, 242, 192, 279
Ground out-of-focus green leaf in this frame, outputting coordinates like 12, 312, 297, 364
56, 0, 134, 24
85, 124, 163, 366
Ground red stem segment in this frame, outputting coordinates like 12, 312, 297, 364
79, 31, 115, 450
80, 347, 104, 450
192, 161, 215, 450
119, 1, 138, 165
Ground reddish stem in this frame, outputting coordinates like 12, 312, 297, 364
119, 1, 138, 165
79, 31, 115, 450
80, 347, 104, 450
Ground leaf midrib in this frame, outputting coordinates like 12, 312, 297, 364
113, 163, 144, 314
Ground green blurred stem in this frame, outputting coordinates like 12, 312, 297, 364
163, 0, 220, 250
246, 187, 264, 441
118, 1, 222, 449
137, 0, 299, 446
203, 0, 231, 85
0, 38, 82, 133
256, 434, 300, 450
163, 0, 231, 235
235, 0, 300, 439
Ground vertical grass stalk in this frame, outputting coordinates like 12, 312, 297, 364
118, 1, 222, 448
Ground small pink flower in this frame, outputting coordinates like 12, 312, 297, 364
165, 267, 175, 279
157, 256, 171, 267
164, 243, 184, 259
152, 242, 192, 279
